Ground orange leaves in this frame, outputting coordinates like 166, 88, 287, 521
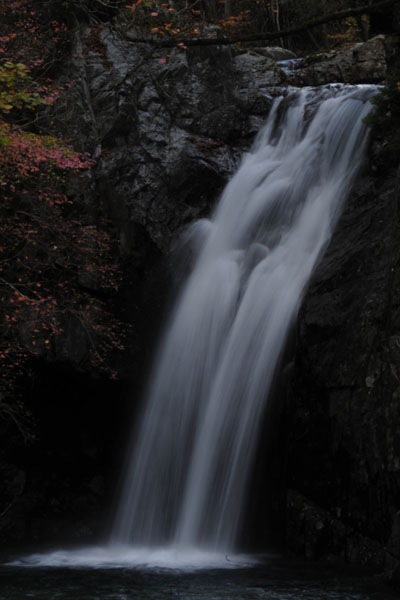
124, 1, 251, 45
220, 9, 251, 33
0, 33, 17, 44
122, 0, 205, 44
126, 0, 143, 11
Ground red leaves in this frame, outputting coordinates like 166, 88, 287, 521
0, 126, 94, 184
0, 144, 126, 390
0, 91, 124, 412
0, 0, 70, 77
126, 0, 143, 12
0, 2, 127, 429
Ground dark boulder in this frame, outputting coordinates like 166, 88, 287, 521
287, 162, 400, 580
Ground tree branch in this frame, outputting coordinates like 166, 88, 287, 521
126, 0, 399, 47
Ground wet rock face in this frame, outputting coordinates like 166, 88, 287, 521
287, 165, 400, 576
56, 25, 286, 253
287, 35, 398, 86
57, 28, 397, 253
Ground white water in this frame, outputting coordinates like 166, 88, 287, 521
6, 546, 257, 570
8, 84, 375, 570
111, 85, 374, 550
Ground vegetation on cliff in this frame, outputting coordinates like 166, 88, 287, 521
0, 1, 127, 439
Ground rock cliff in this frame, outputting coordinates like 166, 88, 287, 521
287, 162, 400, 581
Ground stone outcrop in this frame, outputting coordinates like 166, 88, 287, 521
287, 34, 399, 85
54, 24, 284, 254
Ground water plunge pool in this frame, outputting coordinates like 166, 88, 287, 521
0, 552, 397, 600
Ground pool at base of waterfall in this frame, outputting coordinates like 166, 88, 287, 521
4, 545, 258, 570
0, 552, 397, 600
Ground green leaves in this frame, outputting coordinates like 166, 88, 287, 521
0, 61, 47, 116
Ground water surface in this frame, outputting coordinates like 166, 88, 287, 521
0, 555, 397, 600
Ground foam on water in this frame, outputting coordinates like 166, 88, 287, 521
276, 58, 304, 74
6, 545, 259, 571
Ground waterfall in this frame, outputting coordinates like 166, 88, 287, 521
111, 85, 374, 553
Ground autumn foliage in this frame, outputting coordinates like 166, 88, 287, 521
0, 1, 127, 438
121, 0, 375, 51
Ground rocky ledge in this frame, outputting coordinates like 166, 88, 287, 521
287, 34, 399, 85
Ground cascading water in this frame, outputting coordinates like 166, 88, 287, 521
110, 84, 375, 556
7, 84, 376, 570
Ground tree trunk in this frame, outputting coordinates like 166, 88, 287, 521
201, 0, 216, 18
224, 0, 232, 18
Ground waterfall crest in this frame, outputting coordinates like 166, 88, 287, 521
112, 85, 375, 552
